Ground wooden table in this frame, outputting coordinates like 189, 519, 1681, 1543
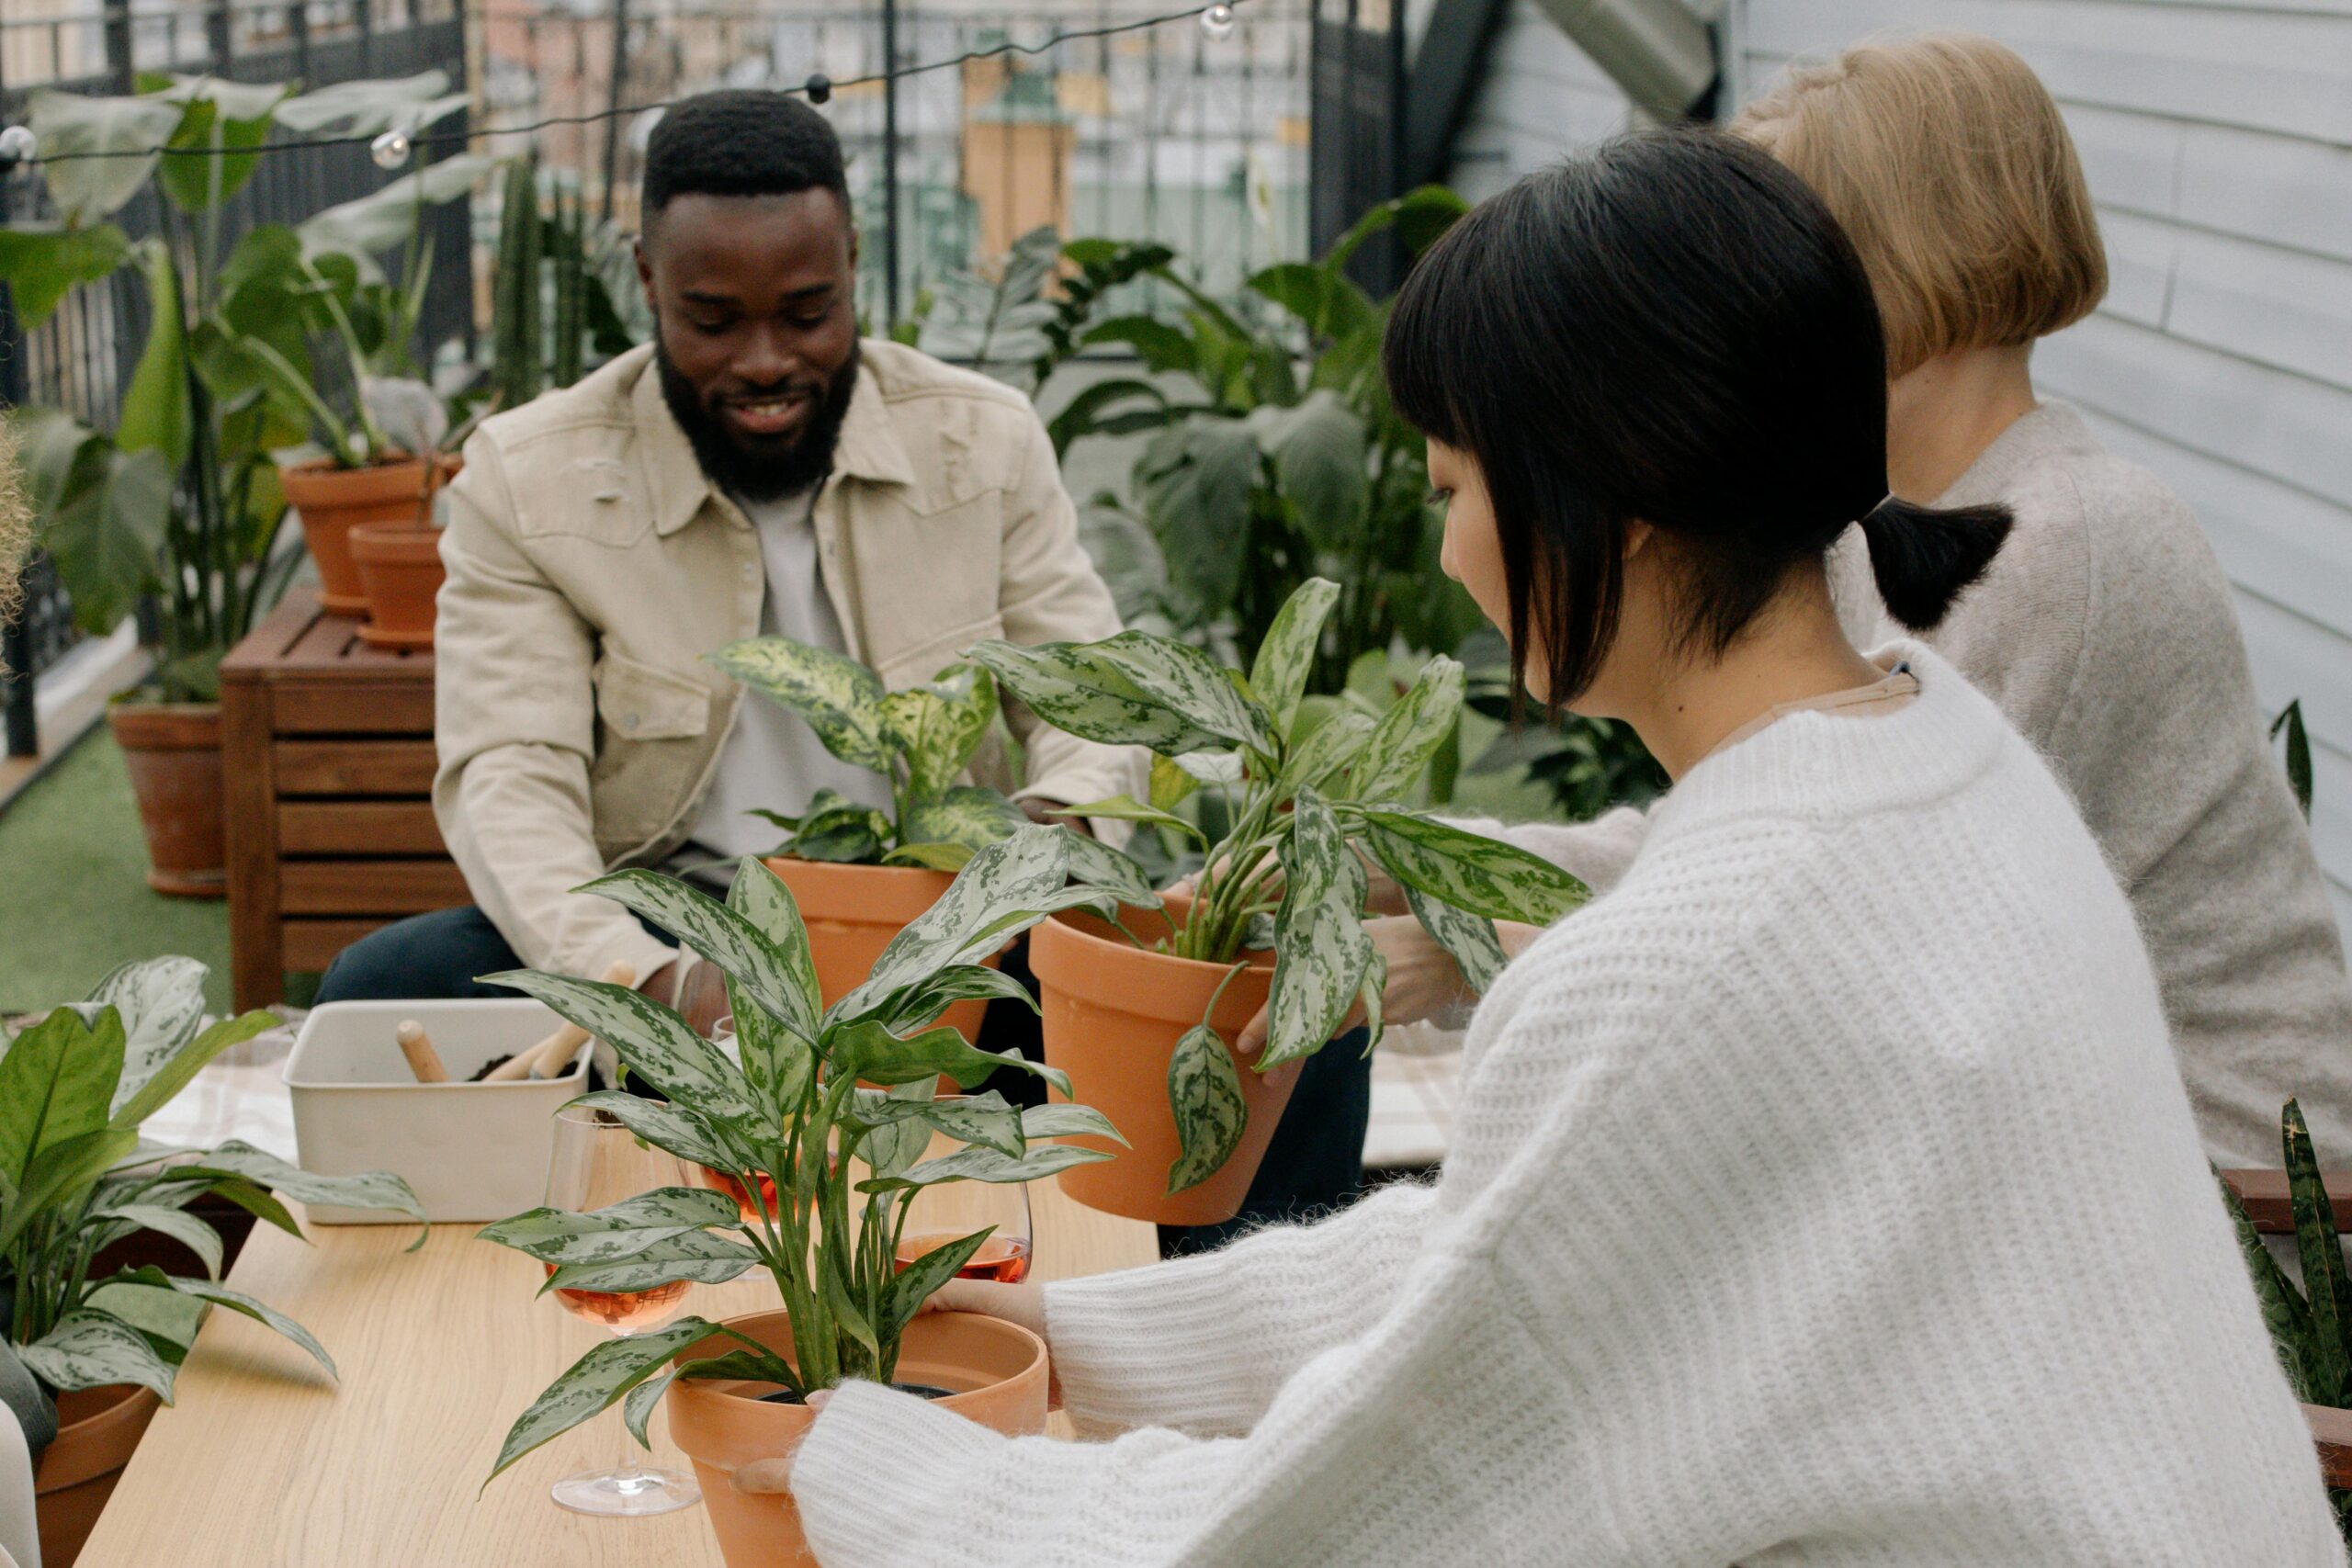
220, 587, 466, 1010
75, 1170, 1156, 1565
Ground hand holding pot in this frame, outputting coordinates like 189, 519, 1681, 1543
919, 1279, 1062, 1408
1235, 916, 1543, 1055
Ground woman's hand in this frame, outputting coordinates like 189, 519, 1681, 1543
1235, 916, 1540, 1055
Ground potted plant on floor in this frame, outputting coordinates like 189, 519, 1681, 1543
965, 576, 1589, 1224
479, 831, 1126, 1566
2, 956, 425, 1567
704, 637, 1043, 1035
1, 71, 484, 894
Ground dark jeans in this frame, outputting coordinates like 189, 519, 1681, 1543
318, 907, 1368, 1247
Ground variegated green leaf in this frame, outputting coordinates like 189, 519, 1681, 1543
1249, 577, 1340, 737
1350, 807, 1589, 924
487, 1317, 728, 1485
1021, 1103, 1128, 1146
110, 1010, 277, 1132
969, 632, 1279, 756
883, 665, 997, 802
1052, 794, 1204, 848
579, 869, 816, 1054
85, 956, 206, 1112
543, 1235, 760, 1296
831, 1021, 1035, 1093
707, 637, 895, 773
885, 1227, 994, 1336
1403, 882, 1510, 996
728, 857, 821, 1035
92, 1203, 224, 1278
823, 1254, 879, 1357
1278, 710, 1374, 795
882, 964, 1038, 1037
20, 1309, 177, 1402
901, 785, 1027, 852
1056, 828, 1160, 907
480, 972, 759, 1133
1150, 752, 1201, 813
622, 1364, 686, 1449
1167, 1024, 1248, 1193
1087, 631, 1281, 756
1261, 789, 1373, 1070
1347, 655, 1464, 803
862, 1078, 941, 1181
561, 1092, 739, 1173
167, 1139, 426, 1244
158, 1275, 336, 1381
833, 827, 1070, 1017
786, 795, 891, 863
849, 1089, 1024, 1158
856, 1141, 1112, 1193
481, 1187, 740, 1265
0, 1005, 124, 1184
1171, 750, 1244, 786
1, 1128, 138, 1256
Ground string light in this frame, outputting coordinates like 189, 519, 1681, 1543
0, 0, 1256, 169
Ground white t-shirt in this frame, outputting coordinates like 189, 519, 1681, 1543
687, 486, 896, 861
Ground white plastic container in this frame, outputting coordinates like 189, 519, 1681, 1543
284, 998, 592, 1224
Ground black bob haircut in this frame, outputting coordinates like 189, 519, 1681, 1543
642, 89, 850, 222
1383, 127, 2010, 712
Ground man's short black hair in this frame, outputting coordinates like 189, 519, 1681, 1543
642, 89, 850, 220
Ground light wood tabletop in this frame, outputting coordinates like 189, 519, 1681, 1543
76, 1168, 1156, 1566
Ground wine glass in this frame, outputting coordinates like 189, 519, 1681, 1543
540, 1104, 703, 1517
692, 1015, 782, 1224
888, 1098, 1035, 1284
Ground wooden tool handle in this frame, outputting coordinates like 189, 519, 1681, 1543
395, 1020, 448, 1084
482, 960, 637, 1082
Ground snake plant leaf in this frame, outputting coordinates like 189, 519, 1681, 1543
2285, 1099, 2352, 1404
901, 785, 1028, 853
1277, 709, 1374, 796
1350, 806, 1589, 924
1020, 1103, 1128, 1145
561, 1091, 739, 1174
481, 1187, 740, 1265
1402, 882, 1510, 996
168, 1139, 427, 1241
156, 1275, 337, 1381
579, 869, 815, 1048
0, 1127, 140, 1257
883, 666, 998, 802
19, 1309, 179, 1403
481, 971, 760, 1134
0, 1005, 125, 1184
727, 854, 822, 1060
857, 1142, 1112, 1193
0, 222, 129, 330
90, 1203, 225, 1279
1149, 752, 1202, 813
486, 1316, 729, 1485
834, 827, 1071, 1016
1248, 577, 1341, 738
707, 637, 895, 773
885, 1229, 997, 1336
2218, 1170, 2314, 1402
27, 88, 185, 226
1166, 1024, 1249, 1193
111, 1010, 277, 1132
1347, 654, 1465, 804
1260, 789, 1374, 1071
1051, 794, 1204, 849
543, 1235, 762, 1296
850, 1089, 1025, 1158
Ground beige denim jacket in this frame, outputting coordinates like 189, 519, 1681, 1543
432, 340, 1141, 983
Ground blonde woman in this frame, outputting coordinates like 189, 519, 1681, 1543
1321, 32, 2352, 1171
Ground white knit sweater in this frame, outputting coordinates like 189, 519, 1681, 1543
792, 644, 2342, 1567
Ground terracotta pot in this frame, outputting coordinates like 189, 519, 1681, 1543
666, 1307, 1048, 1567
348, 522, 446, 650
108, 701, 225, 898
763, 857, 1001, 1041
35, 1382, 164, 1568
1028, 899, 1297, 1225
280, 454, 452, 615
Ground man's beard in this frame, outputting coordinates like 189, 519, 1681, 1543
655, 331, 861, 505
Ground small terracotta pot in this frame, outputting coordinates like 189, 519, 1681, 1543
763, 857, 1001, 1042
1027, 898, 1296, 1225
280, 454, 452, 615
35, 1382, 164, 1568
108, 701, 225, 898
665, 1308, 1048, 1568
348, 522, 446, 649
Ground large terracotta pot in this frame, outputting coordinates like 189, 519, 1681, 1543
665, 1307, 1048, 1568
1028, 899, 1296, 1226
763, 857, 1001, 1040
35, 1382, 163, 1568
108, 700, 224, 898
280, 454, 450, 615
348, 522, 446, 649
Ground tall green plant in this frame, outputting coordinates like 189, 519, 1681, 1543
0, 959, 424, 1427
967, 576, 1589, 1190
479, 832, 1126, 1483
488, 152, 638, 412
704, 639, 1026, 869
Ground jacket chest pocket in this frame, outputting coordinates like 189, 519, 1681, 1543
590, 649, 715, 848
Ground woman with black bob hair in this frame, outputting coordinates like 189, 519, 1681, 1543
779, 131, 2338, 1565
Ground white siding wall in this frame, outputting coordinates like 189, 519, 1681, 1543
1445, 2, 2352, 931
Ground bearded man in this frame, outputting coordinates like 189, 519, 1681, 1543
318, 89, 1139, 1014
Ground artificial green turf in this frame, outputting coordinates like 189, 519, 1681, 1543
0, 728, 234, 1015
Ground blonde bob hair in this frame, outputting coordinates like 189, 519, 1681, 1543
1736, 31, 2107, 377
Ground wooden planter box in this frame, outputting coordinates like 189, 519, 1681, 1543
220, 589, 468, 1010
2218, 1168, 2352, 1485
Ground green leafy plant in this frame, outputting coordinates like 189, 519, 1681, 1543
0, 959, 425, 1427
477, 832, 1127, 1482
705, 638, 1029, 871
485, 150, 639, 413
2274, 700, 2314, 821
0, 71, 483, 700
967, 576, 1589, 1188
2218, 1098, 2352, 1541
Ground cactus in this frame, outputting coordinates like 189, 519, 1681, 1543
492, 150, 544, 410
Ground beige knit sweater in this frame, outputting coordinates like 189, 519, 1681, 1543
1470, 404, 2352, 1168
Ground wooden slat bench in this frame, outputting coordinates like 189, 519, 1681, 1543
220, 588, 464, 1010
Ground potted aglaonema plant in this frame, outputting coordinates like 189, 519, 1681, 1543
2, 957, 425, 1567
966, 576, 1589, 1224
479, 830, 1126, 1567
704, 637, 1034, 1038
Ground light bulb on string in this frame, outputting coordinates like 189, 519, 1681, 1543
1200, 3, 1237, 39
0, 126, 36, 166
370, 127, 413, 170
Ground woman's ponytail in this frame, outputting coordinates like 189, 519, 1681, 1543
1859, 497, 2014, 630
